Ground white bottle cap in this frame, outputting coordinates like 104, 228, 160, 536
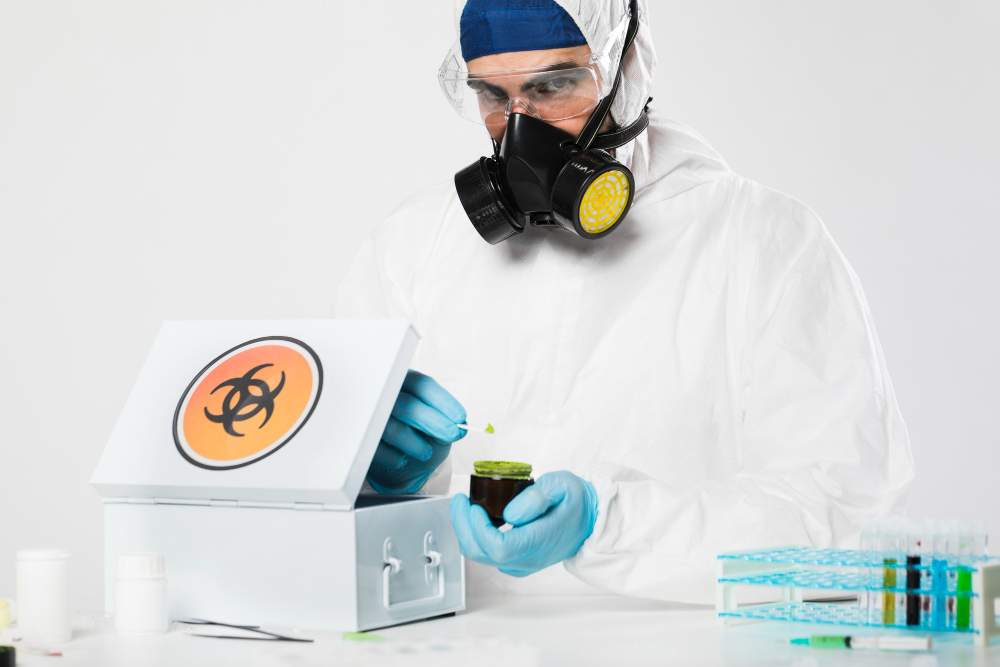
116, 553, 165, 580
17, 548, 70, 561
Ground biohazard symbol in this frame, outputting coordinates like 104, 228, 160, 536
204, 364, 286, 437
173, 336, 322, 470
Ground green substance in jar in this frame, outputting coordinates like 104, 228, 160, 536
473, 460, 532, 479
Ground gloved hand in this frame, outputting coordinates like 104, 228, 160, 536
367, 370, 466, 494
450, 471, 598, 576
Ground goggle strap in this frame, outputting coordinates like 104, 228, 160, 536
573, 0, 641, 151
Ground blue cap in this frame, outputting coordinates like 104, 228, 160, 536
460, 0, 588, 63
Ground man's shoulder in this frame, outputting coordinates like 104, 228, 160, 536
724, 176, 831, 252
385, 180, 457, 222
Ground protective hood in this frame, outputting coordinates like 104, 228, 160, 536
452, 0, 656, 136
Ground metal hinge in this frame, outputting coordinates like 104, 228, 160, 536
102, 497, 344, 511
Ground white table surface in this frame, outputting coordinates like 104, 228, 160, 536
3, 597, 998, 666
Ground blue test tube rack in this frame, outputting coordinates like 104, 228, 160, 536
716, 547, 1000, 648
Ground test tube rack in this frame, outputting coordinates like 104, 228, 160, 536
716, 547, 1000, 648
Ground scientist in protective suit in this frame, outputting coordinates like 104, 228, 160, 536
333, 0, 914, 601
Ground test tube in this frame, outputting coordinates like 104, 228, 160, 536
932, 519, 948, 630
858, 518, 875, 624
893, 518, 908, 625
869, 517, 884, 625
957, 523, 972, 630
946, 520, 960, 630
906, 520, 922, 626
882, 517, 898, 626
973, 519, 988, 557
921, 518, 935, 628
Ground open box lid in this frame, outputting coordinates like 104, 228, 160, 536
91, 319, 418, 510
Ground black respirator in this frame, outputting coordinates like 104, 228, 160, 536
454, 0, 647, 245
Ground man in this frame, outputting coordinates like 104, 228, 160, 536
333, 0, 914, 601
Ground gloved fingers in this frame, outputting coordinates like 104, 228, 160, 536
382, 416, 434, 462
503, 472, 569, 526
370, 440, 408, 472
392, 392, 462, 442
449, 494, 491, 563
401, 370, 467, 424
465, 507, 523, 567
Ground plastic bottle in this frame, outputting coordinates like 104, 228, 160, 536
114, 553, 168, 635
16, 549, 72, 643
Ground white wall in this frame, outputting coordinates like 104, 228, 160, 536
1, 0, 997, 611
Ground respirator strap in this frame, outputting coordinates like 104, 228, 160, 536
573, 0, 641, 151
589, 100, 651, 151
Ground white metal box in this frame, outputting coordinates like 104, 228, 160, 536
91, 320, 465, 631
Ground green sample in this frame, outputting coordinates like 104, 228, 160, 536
473, 460, 532, 478
957, 566, 972, 630
485, 423, 495, 434
883, 558, 897, 625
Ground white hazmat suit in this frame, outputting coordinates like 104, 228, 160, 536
333, 0, 914, 602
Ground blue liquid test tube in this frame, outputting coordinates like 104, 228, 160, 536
932, 519, 948, 630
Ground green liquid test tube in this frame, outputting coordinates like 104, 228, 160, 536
883, 558, 896, 625
956, 566, 971, 630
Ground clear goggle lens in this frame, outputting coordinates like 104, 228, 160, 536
439, 53, 605, 131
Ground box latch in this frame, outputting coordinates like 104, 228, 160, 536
381, 532, 445, 612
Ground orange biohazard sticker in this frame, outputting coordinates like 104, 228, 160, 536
173, 336, 323, 470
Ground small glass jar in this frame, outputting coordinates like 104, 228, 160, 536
470, 461, 534, 527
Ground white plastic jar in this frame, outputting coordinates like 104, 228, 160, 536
16, 548, 71, 642
114, 553, 168, 635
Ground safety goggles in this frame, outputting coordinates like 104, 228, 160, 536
438, 9, 631, 131
439, 50, 607, 132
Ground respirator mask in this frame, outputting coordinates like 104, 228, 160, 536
438, 0, 649, 244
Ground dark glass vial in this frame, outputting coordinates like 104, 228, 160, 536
906, 555, 921, 626
469, 461, 534, 528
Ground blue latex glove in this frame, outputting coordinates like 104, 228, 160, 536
450, 471, 598, 576
367, 370, 467, 494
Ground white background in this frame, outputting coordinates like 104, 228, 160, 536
1, 0, 998, 611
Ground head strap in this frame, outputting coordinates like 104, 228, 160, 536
573, 0, 641, 151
